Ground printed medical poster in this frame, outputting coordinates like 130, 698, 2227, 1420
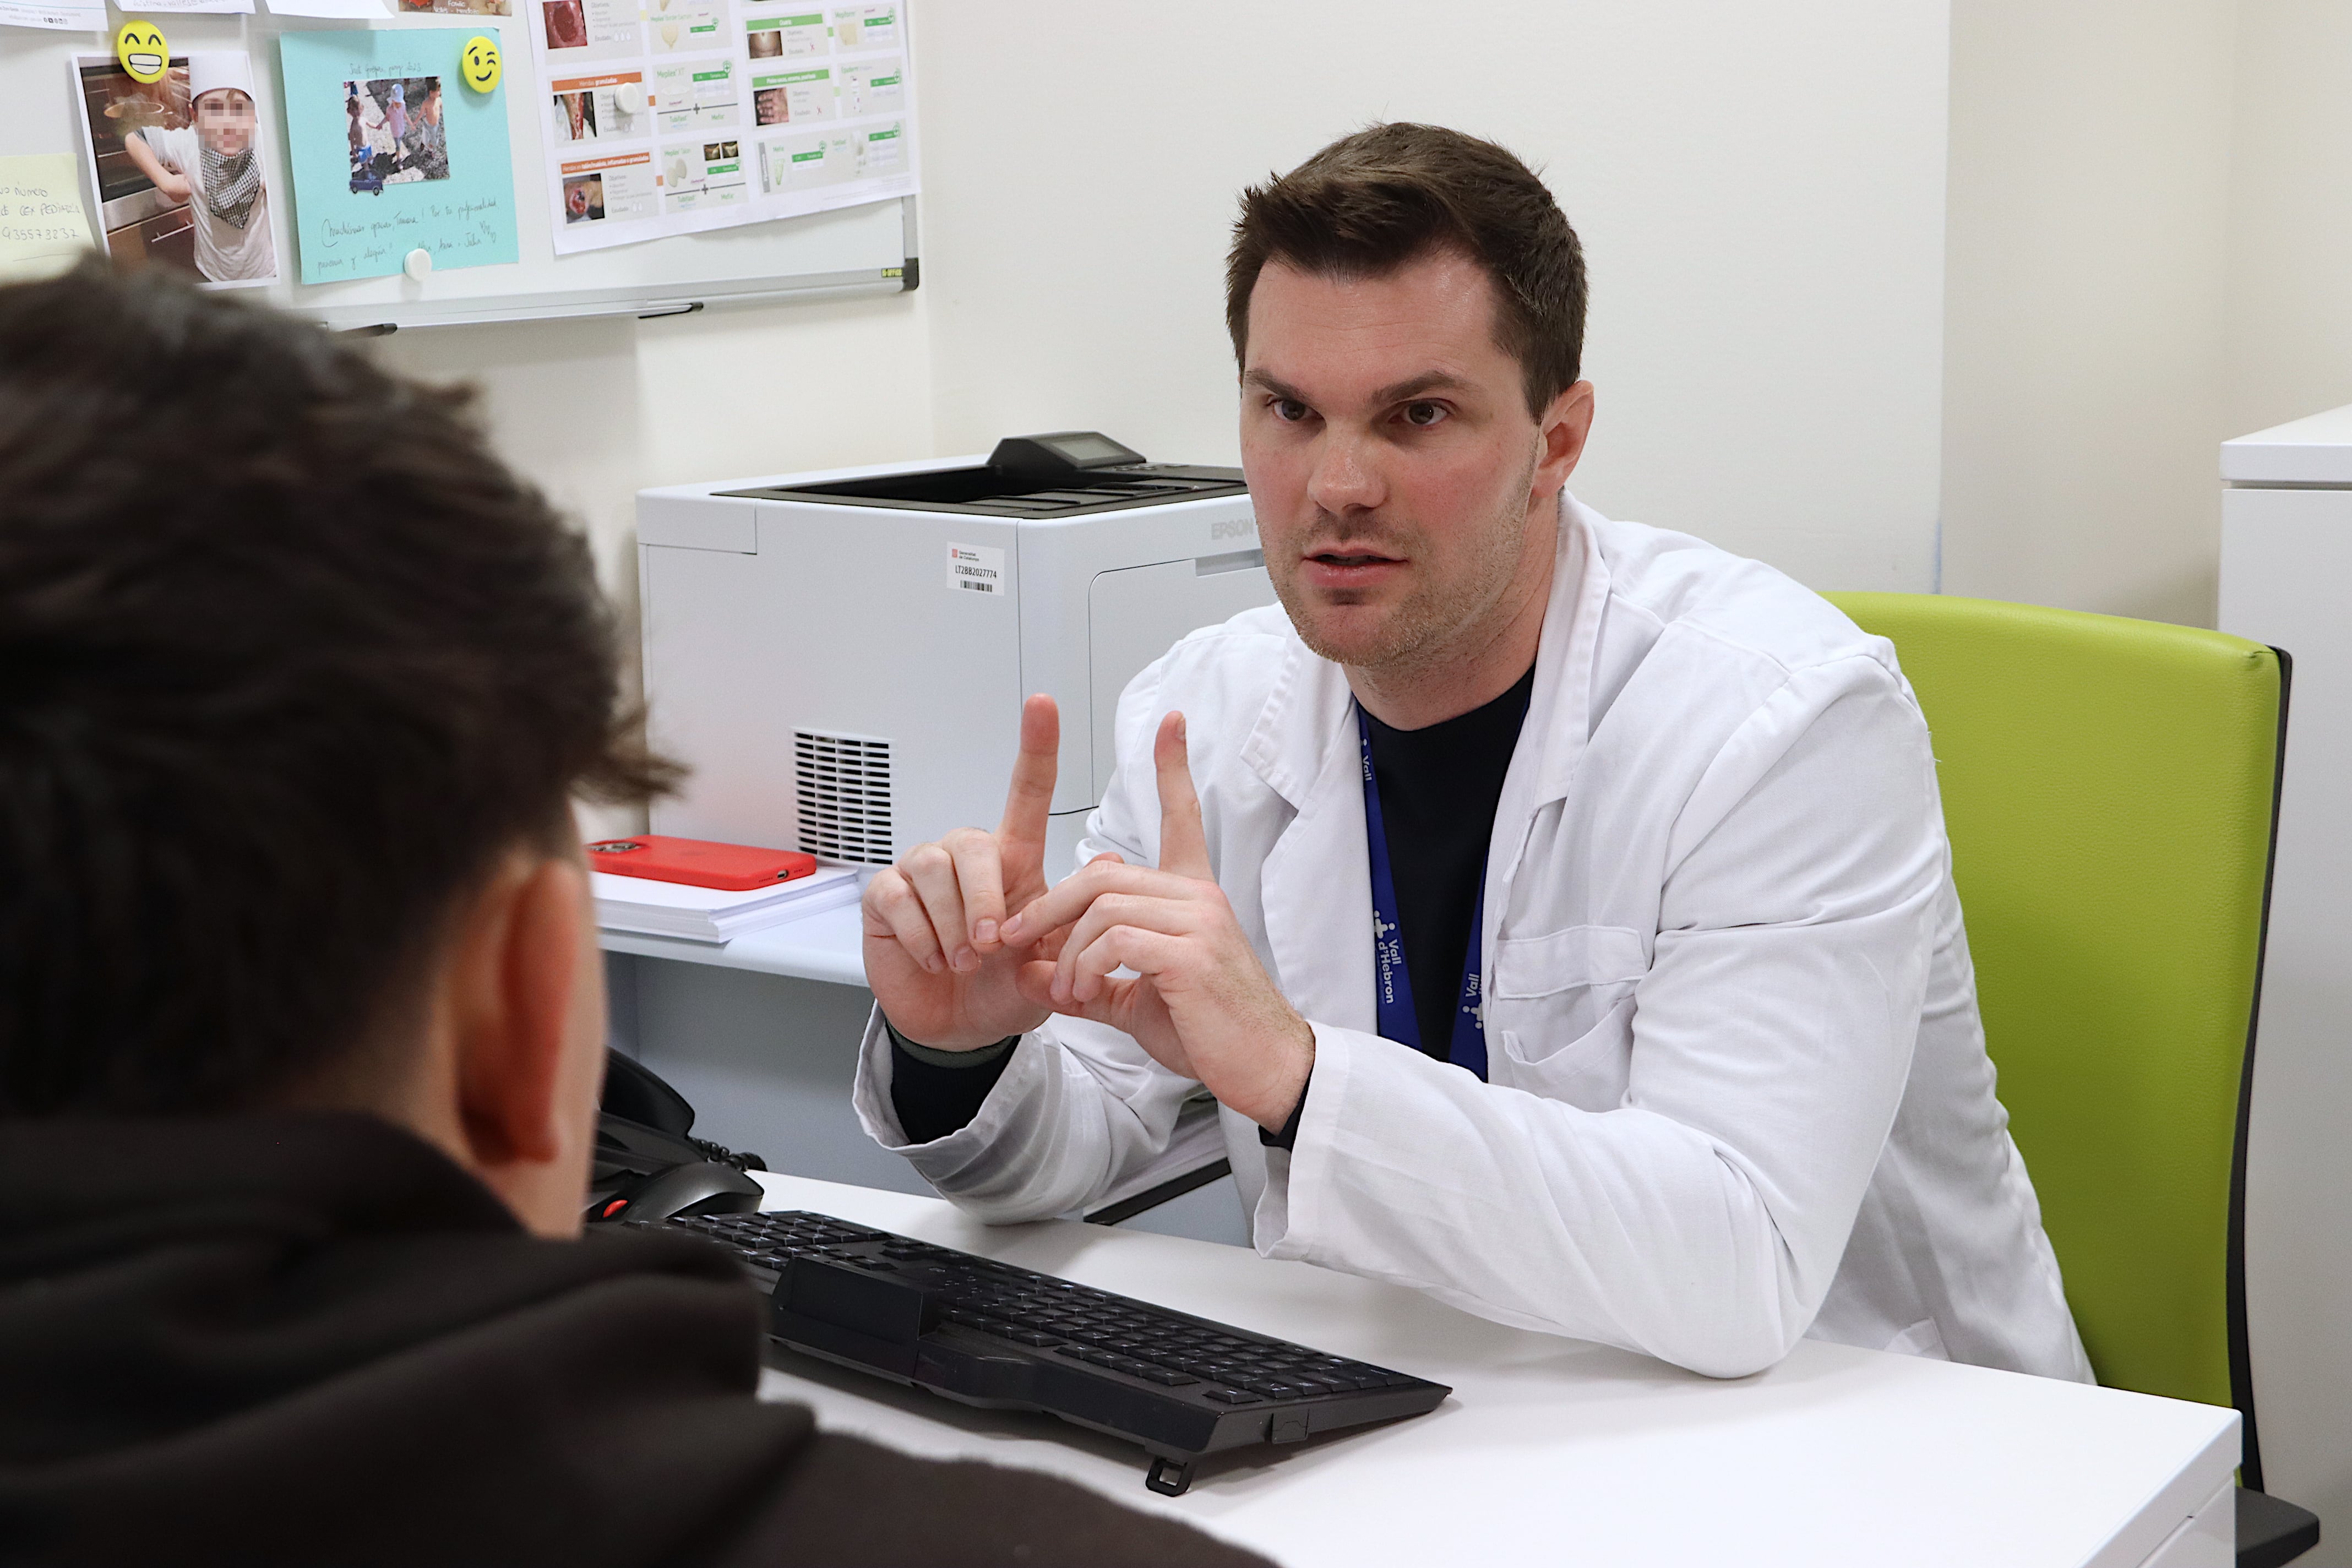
278, 29, 520, 283
529, 0, 917, 254
0, 154, 96, 281
70, 51, 279, 286
119, 0, 257, 16
262, 0, 396, 24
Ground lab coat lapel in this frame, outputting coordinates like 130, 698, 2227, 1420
1248, 497, 1602, 1037
1248, 643, 1376, 1035
1485, 499, 1605, 945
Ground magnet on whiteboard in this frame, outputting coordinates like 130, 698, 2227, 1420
616, 81, 646, 116
404, 248, 433, 282
116, 20, 168, 84
460, 35, 502, 93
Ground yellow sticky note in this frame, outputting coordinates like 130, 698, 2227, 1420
0, 155, 96, 285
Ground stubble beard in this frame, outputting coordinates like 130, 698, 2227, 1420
1271, 456, 1538, 687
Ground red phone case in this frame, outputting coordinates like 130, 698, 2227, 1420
584, 835, 819, 891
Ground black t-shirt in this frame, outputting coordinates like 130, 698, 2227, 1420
889, 663, 1538, 1145
1360, 662, 1537, 1061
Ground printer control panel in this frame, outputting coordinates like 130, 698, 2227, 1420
987, 431, 1144, 473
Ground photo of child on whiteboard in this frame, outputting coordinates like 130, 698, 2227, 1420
345, 78, 450, 195
72, 52, 277, 287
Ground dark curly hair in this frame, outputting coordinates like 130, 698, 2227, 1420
0, 260, 675, 1115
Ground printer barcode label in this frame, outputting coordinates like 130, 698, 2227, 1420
946, 543, 1005, 596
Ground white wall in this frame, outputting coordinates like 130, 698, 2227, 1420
372, 1, 1955, 616
913, 1, 1952, 595
369, 289, 935, 602
1941, 0, 2352, 631
2224, 2, 2352, 441
1940, 0, 2239, 628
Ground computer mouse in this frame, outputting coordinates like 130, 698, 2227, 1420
591, 1159, 765, 1225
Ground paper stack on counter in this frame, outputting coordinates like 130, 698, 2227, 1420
592, 864, 861, 943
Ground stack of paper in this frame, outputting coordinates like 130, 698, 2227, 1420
593, 864, 861, 943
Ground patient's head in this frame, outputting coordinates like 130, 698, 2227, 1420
0, 262, 672, 1231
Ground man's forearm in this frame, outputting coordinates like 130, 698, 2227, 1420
1254, 1023, 1869, 1379
853, 1008, 1201, 1226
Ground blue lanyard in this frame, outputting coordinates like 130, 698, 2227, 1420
1357, 705, 1488, 1080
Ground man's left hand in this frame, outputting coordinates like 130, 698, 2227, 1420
1000, 711, 1313, 1131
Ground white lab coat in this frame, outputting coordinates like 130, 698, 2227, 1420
855, 497, 2093, 1382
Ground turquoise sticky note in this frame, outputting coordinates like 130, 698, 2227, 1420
280, 29, 520, 284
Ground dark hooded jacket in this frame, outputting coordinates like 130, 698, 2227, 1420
0, 1113, 1268, 1567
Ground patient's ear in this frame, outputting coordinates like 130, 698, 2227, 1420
448, 848, 607, 1234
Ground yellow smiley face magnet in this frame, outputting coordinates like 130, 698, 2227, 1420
459, 34, 501, 94
116, 21, 168, 85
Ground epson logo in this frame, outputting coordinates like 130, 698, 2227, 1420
1210, 518, 1257, 541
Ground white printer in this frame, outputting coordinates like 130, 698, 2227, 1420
637, 433, 1278, 874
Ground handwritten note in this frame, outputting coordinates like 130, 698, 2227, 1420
280, 28, 519, 283
0, 155, 95, 282
307, 195, 507, 278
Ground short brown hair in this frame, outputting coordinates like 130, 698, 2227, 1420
1225, 123, 1588, 417
0, 261, 675, 1115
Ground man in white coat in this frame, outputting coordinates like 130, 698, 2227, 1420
854, 123, 2092, 1383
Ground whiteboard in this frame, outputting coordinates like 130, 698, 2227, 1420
1, 8, 916, 332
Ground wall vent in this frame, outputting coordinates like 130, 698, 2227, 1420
793, 729, 895, 865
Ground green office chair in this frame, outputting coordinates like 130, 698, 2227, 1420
1824, 594, 2318, 1568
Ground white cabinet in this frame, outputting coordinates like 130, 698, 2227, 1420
2218, 404, 2352, 1536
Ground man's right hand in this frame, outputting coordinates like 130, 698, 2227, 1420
861, 694, 1063, 1049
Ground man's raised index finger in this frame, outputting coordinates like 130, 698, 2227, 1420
1155, 710, 1211, 878
997, 693, 1060, 848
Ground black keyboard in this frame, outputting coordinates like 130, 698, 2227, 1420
641, 1209, 1451, 1495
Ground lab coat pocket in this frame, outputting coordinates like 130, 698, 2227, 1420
1490, 924, 1646, 1005
1487, 925, 1647, 1105
1495, 1000, 1637, 1106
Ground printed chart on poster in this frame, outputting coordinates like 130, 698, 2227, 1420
529, 0, 911, 255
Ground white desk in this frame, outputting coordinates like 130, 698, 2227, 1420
747, 1172, 2239, 1568
601, 900, 868, 988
